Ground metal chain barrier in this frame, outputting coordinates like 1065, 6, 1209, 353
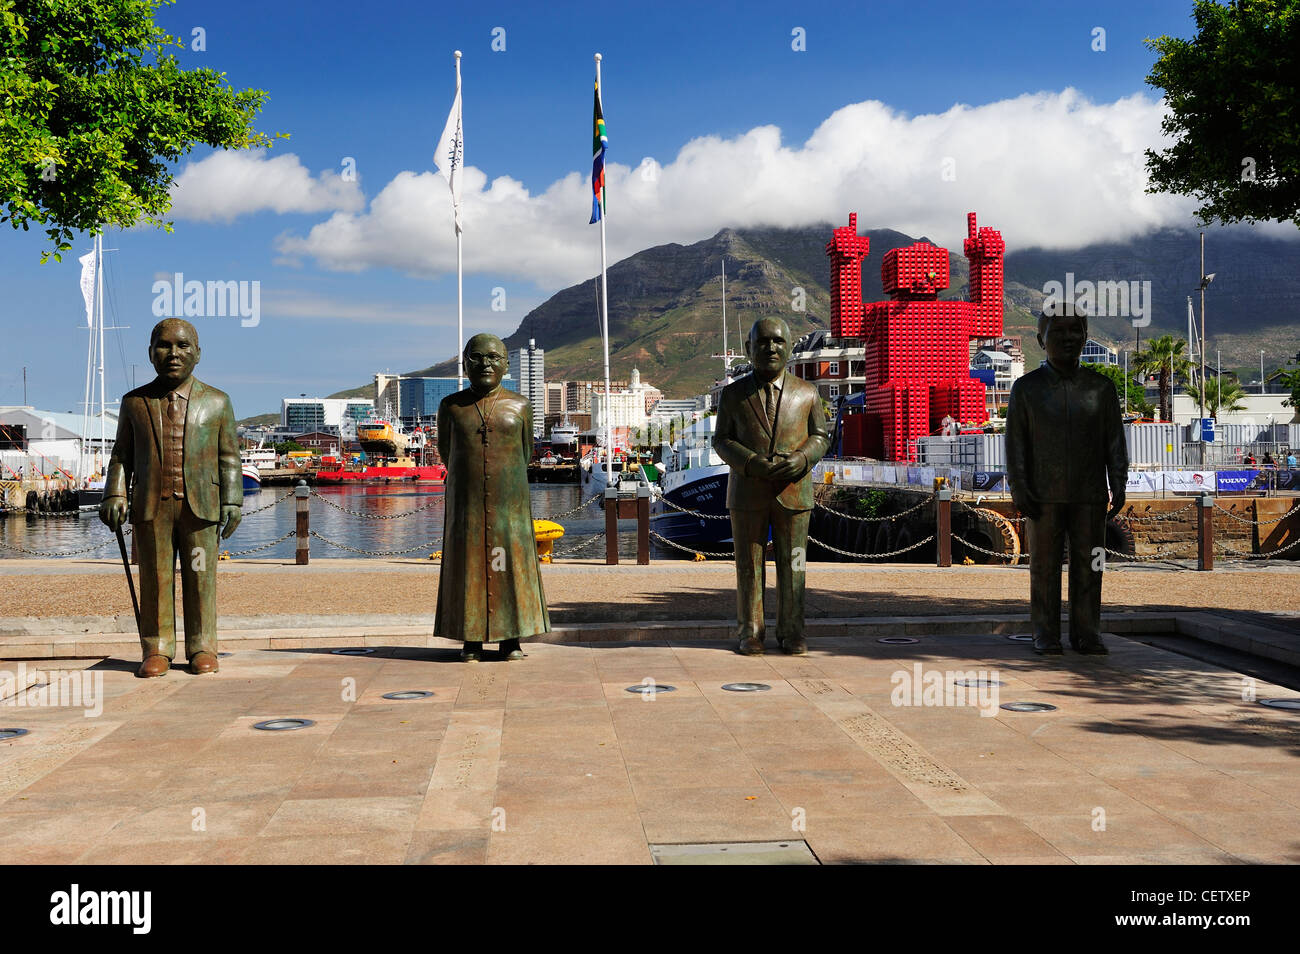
651, 493, 732, 520
807, 532, 935, 560
309, 490, 443, 520
1214, 534, 1300, 559
242, 488, 296, 515
1116, 501, 1197, 523
815, 492, 936, 523
649, 530, 734, 559
224, 529, 298, 557
1105, 544, 1193, 561
308, 528, 443, 556
951, 533, 1020, 562
0, 525, 132, 557
540, 491, 604, 522
551, 532, 608, 559
1213, 501, 1300, 527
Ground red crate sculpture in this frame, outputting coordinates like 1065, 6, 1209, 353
825, 211, 1005, 461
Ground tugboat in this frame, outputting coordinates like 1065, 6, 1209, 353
316, 405, 446, 484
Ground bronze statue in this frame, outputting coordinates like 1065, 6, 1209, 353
1005, 304, 1128, 655
100, 318, 242, 677
713, 317, 830, 655
434, 333, 550, 661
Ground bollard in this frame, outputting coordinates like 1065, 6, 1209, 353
295, 479, 310, 565
936, 486, 952, 567
636, 484, 650, 565
604, 487, 619, 565
1197, 493, 1214, 571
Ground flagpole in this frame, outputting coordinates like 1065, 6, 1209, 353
454, 50, 464, 392
596, 53, 613, 483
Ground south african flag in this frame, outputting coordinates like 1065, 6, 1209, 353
590, 78, 607, 224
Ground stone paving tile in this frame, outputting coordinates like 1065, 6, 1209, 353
239, 831, 414, 864
1019, 809, 1222, 859
804, 816, 987, 864
405, 829, 489, 865
261, 796, 423, 837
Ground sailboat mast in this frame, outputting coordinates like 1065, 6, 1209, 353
721, 258, 727, 378
96, 234, 106, 477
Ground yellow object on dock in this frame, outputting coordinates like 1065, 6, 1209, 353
533, 520, 565, 563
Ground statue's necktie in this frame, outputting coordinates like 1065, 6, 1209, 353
765, 383, 778, 432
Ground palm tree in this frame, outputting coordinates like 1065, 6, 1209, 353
1183, 376, 1247, 419
1132, 335, 1192, 423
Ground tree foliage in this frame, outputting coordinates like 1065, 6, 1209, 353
1132, 334, 1192, 422
1091, 364, 1154, 417
1144, 0, 1300, 228
1, 0, 285, 261
1184, 375, 1248, 418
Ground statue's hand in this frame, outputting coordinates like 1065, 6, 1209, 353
100, 497, 127, 532
768, 451, 805, 483
1106, 489, 1125, 521
746, 456, 777, 479
1013, 494, 1041, 521
219, 505, 242, 540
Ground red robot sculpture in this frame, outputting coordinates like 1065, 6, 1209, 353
826, 211, 1005, 461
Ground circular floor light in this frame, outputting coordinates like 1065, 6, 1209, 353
999, 702, 1057, 713
626, 684, 676, 695
722, 683, 772, 692
1259, 698, 1300, 712
331, 648, 375, 656
382, 690, 436, 700
877, 636, 919, 645
0, 728, 30, 741
252, 718, 316, 731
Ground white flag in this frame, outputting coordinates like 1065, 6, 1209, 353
434, 69, 464, 234
78, 249, 96, 327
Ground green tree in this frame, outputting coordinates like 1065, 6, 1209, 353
1143, 0, 1300, 228
1184, 375, 1248, 418
1133, 335, 1192, 422
1, 0, 286, 262
1092, 364, 1155, 417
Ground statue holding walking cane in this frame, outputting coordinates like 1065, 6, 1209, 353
99, 318, 242, 677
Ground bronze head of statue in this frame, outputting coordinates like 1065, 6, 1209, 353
1037, 304, 1088, 375
745, 317, 792, 383
464, 333, 508, 396
149, 318, 201, 387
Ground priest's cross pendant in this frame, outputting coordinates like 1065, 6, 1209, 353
477, 422, 492, 445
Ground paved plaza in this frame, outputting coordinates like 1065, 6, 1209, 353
2, 621, 1298, 864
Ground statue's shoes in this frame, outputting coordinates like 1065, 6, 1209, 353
461, 646, 482, 663
1032, 637, 1064, 655
190, 652, 219, 675
503, 649, 526, 661
137, 655, 171, 678
735, 636, 765, 656
779, 636, 808, 655
1073, 638, 1109, 656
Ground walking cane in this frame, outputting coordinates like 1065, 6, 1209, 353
114, 526, 141, 631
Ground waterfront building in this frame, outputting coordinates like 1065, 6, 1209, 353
787, 329, 866, 404
510, 338, 546, 436
281, 397, 373, 434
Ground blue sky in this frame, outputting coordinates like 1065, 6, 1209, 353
0, 0, 1263, 418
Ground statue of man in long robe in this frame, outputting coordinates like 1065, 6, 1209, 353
434, 334, 550, 661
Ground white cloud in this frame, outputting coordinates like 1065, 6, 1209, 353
274, 89, 1290, 287
169, 151, 364, 222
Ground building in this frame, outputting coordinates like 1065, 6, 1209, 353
591, 369, 659, 434
545, 382, 566, 416
398, 377, 460, 425
281, 397, 373, 434
1080, 339, 1119, 366
0, 406, 119, 480
292, 431, 342, 454
510, 339, 546, 435
566, 380, 627, 413
788, 329, 866, 403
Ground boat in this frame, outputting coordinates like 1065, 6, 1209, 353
649, 414, 733, 550
317, 404, 447, 484
241, 447, 275, 492
579, 445, 657, 499
549, 417, 579, 448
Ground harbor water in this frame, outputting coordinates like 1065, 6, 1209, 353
0, 484, 664, 560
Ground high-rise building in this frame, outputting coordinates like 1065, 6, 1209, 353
281, 398, 373, 435
398, 377, 461, 425
545, 382, 566, 416
510, 338, 546, 436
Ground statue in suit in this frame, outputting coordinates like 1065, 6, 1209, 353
100, 319, 242, 677
713, 317, 830, 655
1005, 303, 1128, 655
